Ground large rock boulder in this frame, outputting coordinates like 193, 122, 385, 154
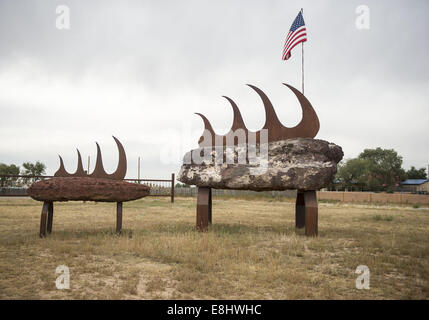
178, 138, 343, 191
28, 177, 150, 202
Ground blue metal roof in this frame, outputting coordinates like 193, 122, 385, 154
400, 179, 429, 185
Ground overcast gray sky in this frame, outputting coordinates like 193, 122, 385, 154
0, 0, 428, 179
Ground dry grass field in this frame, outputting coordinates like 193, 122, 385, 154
0, 196, 428, 300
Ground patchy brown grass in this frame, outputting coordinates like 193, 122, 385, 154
0, 196, 428, 299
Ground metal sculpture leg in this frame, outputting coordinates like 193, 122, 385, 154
295, 190, 318, 236
116, 202, 123, 234
208, 188, 212, 224
39, 201, 50, 238
304, 190, 318, 237
197, 187, 212, 231
295, 191, 305, 228
47, 201, 54, 234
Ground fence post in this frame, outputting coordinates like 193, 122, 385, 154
171, 173, 175, 203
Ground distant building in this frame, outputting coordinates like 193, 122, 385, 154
400, 179, 429, 193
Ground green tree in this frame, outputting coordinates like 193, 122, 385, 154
337, 158, 371, 191
21, 161, 46, 183
175, 183, 190, 188
0, 163, 20, 187
358, 148, 406, 191
406, 166, 427, 179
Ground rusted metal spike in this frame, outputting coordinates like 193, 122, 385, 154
223, 96, 252, 146
89, 142, 106, 179
75, 149, 86, 176
54, 156, 69, 177
195, 113, 215, 147
222, 96, 247, 131
195, 113, 215, 135
89, 136, 127, 180
108, 136, 127, 180
246, 84, 283, 130
283, 83, 320, 138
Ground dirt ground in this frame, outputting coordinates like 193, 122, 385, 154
0, 196, 428, 299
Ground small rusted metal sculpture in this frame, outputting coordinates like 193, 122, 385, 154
28, 137, 150, 237
178, 83, 343, 236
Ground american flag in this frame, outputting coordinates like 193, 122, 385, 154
282, 11, 307, 60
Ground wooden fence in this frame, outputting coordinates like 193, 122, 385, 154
2, 175, 429, 205
317, 191, 429, 205
174, 188, 429, 205
174, 188, 297, 198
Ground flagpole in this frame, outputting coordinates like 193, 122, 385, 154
301, 8, 304, 95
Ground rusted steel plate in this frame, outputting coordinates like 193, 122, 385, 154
54, 136, 126, 180
196, 83, 320, 147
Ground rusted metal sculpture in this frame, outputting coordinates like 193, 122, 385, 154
178, 83, 343, 237
28, 137, 150, 237
196, 83, 319, 147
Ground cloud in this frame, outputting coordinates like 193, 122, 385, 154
0, 0, 428, 178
